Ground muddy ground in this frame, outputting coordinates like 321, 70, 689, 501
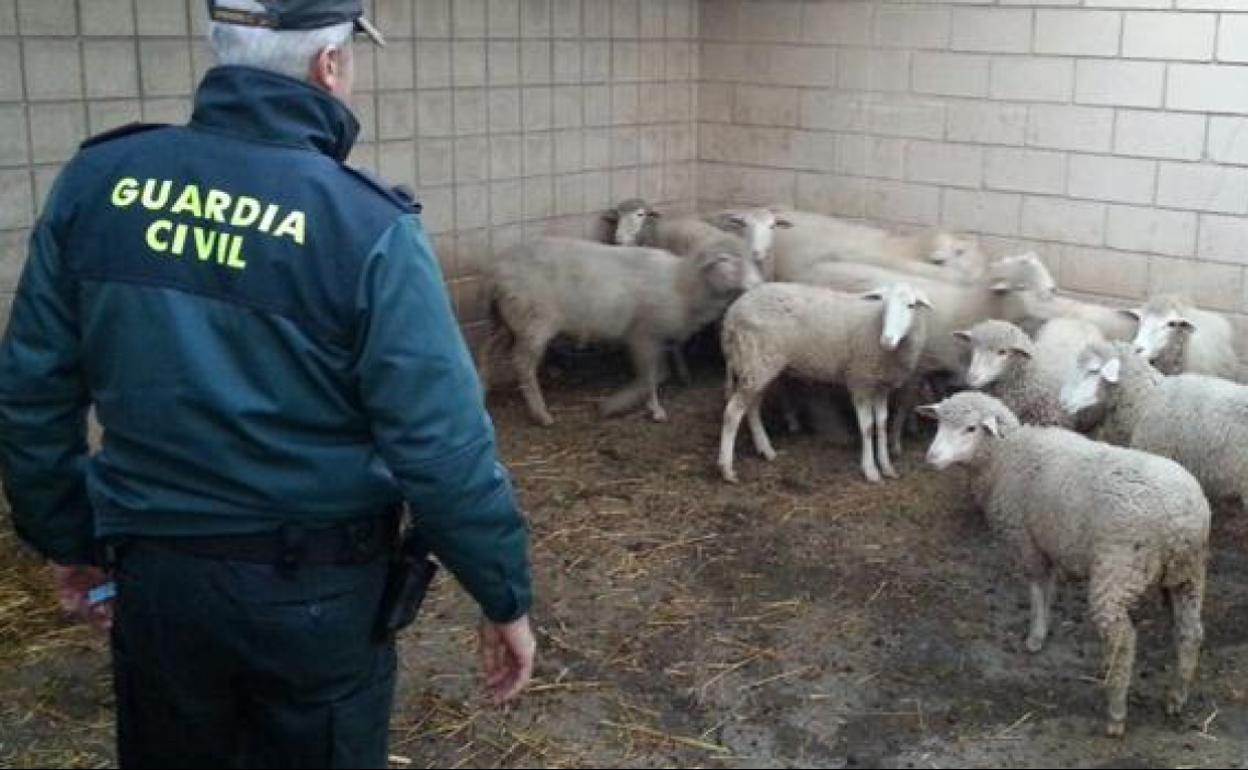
3, 355, 1248, 768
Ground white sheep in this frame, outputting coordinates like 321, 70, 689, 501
921, 392, 1209, 737
1124, 294, 1244, 380
956, 318, 1106, 428
718, 281, 930, 484
484, 236, 763, 425
604, 199, 790, 278
1061, 340, 1248, 509
793, 259, 1041, 455
771, 209, 986, 284
601, 198, 659, 247
988, 252, 1137, 341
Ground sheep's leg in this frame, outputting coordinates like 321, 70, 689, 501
1026, 565, 1057, 653
671, 344, 693, 386
718, 391, 751, 483
872, 390, 898, 480
747, 395, 776, 461
781, 380, 803, 434
602, 337, 666, 420
513, 328, 556, 426
1090, 575, 1138, 738
889, 382, 918, 458
1166, 579, 1205, 717
850, 388, 882, 484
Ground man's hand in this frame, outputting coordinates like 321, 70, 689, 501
51, 563, 113, 633
478, 615, 536, 705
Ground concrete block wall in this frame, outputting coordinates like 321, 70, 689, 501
698, 0, 1248, 339
0, 0, 700, 346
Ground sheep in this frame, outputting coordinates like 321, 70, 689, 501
718, 281, 930, 484
1061, 340, 1248, 509
920, 391, 1209, 737
601, 198, 660, 248
955, 318, 1106, 428
771, 209, 987, 284
792, 259, 1041, 455
603, 200, 791, 278
484, 236, 764, 425
987, 252, 1137, 341
1123, 294, 1244, 380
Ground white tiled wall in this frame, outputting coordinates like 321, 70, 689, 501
0, 0, 700, 346
5, 0, 1248, 344
698, 0, 1248, 336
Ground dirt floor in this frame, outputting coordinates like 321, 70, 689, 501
3, 355, 1248, 768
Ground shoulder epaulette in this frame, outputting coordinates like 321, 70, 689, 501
342, 165, 423, 214
79, 122, 169, 150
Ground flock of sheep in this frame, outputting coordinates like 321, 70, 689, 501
480, 200, 1248, 738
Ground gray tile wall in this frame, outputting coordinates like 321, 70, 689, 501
0, 0, 700, 347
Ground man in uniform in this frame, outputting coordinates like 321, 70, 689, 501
0, 1, 534, 767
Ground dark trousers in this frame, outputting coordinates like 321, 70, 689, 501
111, 541, 396, 769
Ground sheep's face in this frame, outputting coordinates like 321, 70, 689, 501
1060, 350, 1120, 417
955, 323, 1033, 388
930, 233, 985, 279
864, 283, 931, 351
988, 252, 1053, 295
612, 206, 652, 246
711, 209, 792, 276
699, 243, 765, 297
918, 395, 1008, 470
1129, 308, 1195, 364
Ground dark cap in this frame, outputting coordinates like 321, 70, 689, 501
207, 0, 385, 46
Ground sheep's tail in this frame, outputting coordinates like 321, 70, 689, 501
477, 292, 514, 393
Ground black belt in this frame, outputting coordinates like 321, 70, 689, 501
138, 515, 400, 572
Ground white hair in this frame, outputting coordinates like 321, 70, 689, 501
208, 0, 353, 81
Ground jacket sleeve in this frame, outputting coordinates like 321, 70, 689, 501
354, 215, 532, 623
0, 190, 93, 565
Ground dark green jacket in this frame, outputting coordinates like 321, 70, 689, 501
0, 66, 530, 622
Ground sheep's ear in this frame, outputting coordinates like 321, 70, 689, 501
1010, 345, 1034, 360
981, 415, 1003, 438
914, 290, 933, 309
990, 279, 1013, 293
602, 209, 620, 223
774, 217, 794, 229
1100, 358, 1122, 384
1174, 317, 1196, 333
860, 289, 885, 301
646, 209, 662, 219
952, 330, 972, 344
915, 404, 940, 421
1118, 307, 1142, 321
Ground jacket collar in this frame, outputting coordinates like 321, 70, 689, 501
189, 66, 360, 162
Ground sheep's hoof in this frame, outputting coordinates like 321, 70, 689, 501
881, 466, 900, 480
1025, 634, 1045, 654
1105, 719, 1126, 738
760, 448, 777, 462
862, 469, 882, 484
532, 413, 555, 427
650, 408, 669, 423
719, 466, 739, 484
